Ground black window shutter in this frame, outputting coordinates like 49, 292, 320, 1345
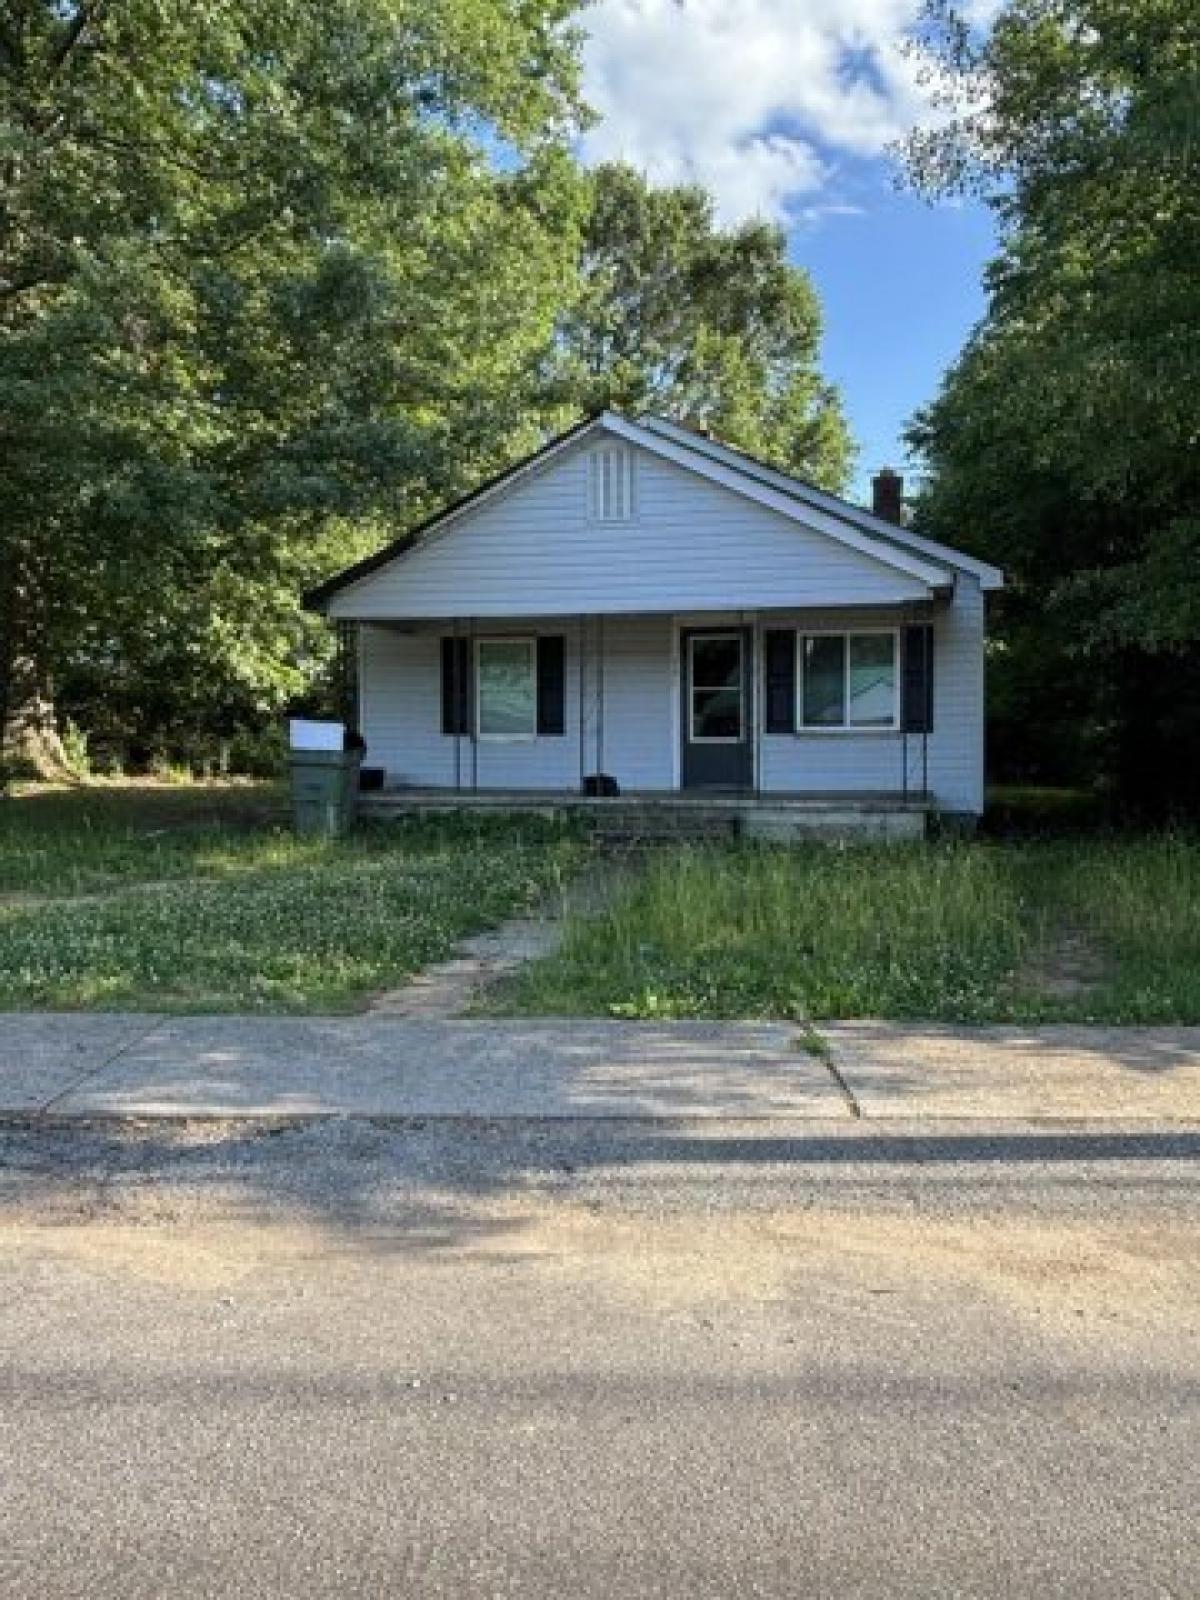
901, 624, 934, 732
536, 635, 566, 736
440, 637, 470, 735
763, 629, 796, 734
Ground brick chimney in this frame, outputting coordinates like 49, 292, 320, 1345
871, 467, 903, 525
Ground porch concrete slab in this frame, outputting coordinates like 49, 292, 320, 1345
0, 1013, 162, 1112
825, 1022, 1200, 1121
53, 1018, 844, 1120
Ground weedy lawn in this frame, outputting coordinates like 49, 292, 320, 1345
0, 783, 584, 1012
494, 836, 1200, 1024
6, 784, 1196, 1022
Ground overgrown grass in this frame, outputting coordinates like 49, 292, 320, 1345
1037, 836, 1200, 1022
0, 784, 584, 1011
6, 786, 1197, 1021
495, 836, 1200, 1024
0, 780, 290, 896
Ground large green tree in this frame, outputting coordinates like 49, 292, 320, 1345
552, 163, 853, 489
1, 0, 583, 775
905, 0, 1200, 808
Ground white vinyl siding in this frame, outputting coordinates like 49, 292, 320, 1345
359, 617, 676, 793
358, 584, 986, 814
757, 584, 985, 813
343, 430, 986, 815
329, 442, 931, 621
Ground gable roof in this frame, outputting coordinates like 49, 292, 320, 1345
305, 411, 1001, 611
304, 413, 601, 611
638, 416, 1005, 592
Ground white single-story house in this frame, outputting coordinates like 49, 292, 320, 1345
306, 413, 1003, 836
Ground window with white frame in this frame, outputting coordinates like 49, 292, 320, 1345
689, 633, 744, 743
799, 631, 898, 729
587, 444, 635, 522
476, 638, 536, 738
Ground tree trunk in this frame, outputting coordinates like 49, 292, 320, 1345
1, 547, 75, 785
1, 656, 74, 782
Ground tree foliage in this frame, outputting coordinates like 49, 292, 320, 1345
553, 163, 853, 489
1, 0, 584, 774
1, 8, 855, 778
906, 0, 1200, 809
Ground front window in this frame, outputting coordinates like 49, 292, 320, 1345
800, 632, 898, 729
477, 638, 536, 738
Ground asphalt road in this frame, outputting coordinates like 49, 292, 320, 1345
1, 1118, 1197, 1598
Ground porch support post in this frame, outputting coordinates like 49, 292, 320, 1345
922, 609, 931, 800
901, 604, 910, 804
577, 614, 587, 792
596, 614, 605, 777
469, 616, 478, 792
752, 614, 762, 796
452, 617, 461, 793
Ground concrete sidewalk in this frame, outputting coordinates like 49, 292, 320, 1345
1, 1013, 1199, 1122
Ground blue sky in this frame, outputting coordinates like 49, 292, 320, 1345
795, 177, 995, 497
579, 0, 999, 499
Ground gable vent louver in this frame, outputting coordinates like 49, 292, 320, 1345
588, 445, 635, 522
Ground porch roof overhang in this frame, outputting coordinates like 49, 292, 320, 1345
329, 595, 949, 627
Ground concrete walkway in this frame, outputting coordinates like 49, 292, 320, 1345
366, 915, 564, 1017
1, 1014, 1199, 1121
367, 859, 634, 1017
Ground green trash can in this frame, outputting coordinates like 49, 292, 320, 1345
290, 748, 363, 838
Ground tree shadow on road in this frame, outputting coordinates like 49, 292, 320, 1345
2, 1117, 1199, 1262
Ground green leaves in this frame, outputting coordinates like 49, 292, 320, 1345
1, 1, 586, 773
1, 6, 854, 777
905, 0, 1200, 810
551, 162, 854, 490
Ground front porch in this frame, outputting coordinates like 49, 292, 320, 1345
349, 606, 946, 818
361, 787, 931, 842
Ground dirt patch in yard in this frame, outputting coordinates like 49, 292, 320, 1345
1023, 923, 1108, 1002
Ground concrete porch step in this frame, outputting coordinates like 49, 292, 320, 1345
360, 789, 929, 843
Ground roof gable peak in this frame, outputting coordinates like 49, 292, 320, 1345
633, 413, 1003, 590
306, 408, 999, 612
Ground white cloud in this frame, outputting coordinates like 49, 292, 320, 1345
580, 0, 941, 225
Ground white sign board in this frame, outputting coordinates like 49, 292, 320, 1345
289, 719, 345, 752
